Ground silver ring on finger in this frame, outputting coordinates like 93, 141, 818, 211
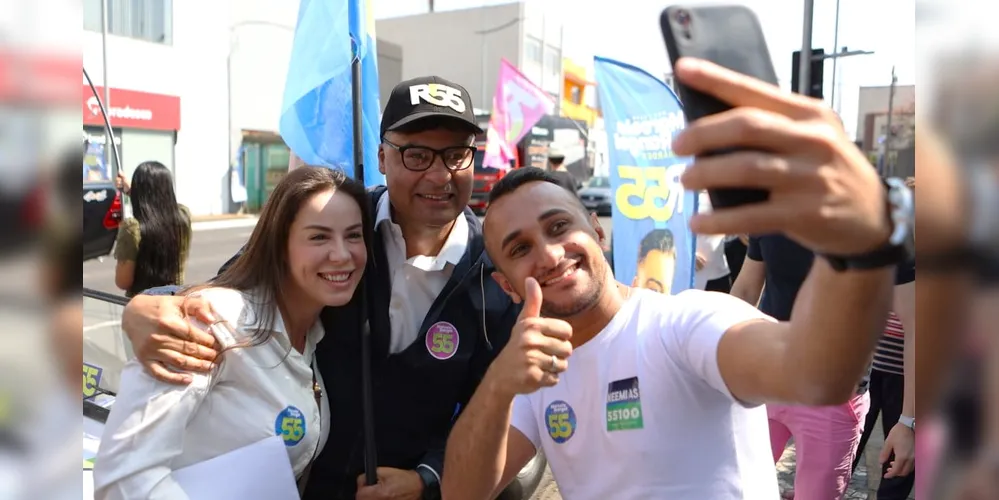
549, 354, 558, 373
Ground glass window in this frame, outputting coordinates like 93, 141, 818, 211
84, 0, 172, 45
570, 87, 581, 104
83, 0, 102, 32
544, 48, 559, 71
525, 38, 542, 64
587, 177, 610, 188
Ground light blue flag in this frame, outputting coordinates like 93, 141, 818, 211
279, 0, 384, 186
593, 56, 697, 295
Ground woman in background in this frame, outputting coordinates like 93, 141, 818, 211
114, 161, 192, 297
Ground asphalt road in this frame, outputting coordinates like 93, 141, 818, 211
82, 216, 615, 298
82, 216, 613, 344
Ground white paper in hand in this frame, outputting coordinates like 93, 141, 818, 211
173, 436, 299, 500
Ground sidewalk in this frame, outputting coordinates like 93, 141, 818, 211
190, 213, 259, 231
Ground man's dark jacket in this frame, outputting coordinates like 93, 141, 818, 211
219, 186, 519, 499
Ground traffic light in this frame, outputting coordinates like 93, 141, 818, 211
791, 48, 825, 99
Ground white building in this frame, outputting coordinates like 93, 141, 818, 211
82, 0, 403, 216
83, 0, 231, 216
376, 2, 566, 110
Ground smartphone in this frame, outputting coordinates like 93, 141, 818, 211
660, 4, 777, 209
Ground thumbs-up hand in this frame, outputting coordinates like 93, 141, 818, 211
485, 277, 574, 398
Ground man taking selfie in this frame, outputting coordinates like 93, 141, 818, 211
440, 58, 914, 499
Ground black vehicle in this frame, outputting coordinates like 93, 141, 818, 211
83, 171, 122, 261
82, 69, 124, 262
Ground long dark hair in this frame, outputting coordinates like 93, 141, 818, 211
187, 166, 372, 355
129, 161, 191, 296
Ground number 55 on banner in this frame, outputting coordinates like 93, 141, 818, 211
614, 165, 686, 222
83, 363, 104, 400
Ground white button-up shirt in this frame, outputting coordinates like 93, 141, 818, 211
375, 192, 469, 354
94, 287, 329, 500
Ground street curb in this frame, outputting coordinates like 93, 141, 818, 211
192, 217, 259, 232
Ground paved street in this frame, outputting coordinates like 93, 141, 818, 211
83, 225, 255, 297
82, 216, 613, 338
83, 216, 615, 297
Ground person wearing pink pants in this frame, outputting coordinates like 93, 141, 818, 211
769, 393, 871, 499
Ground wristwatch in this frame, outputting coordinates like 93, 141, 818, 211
823, 177, 915, 272
415, 465, 441, 500
918, 164, 999, 279
898, 415, 915, 431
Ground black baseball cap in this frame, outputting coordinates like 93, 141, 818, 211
380, 76, 483, 137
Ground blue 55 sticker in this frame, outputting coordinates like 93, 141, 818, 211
544, 400, 577, 443
275, 406, 306, 446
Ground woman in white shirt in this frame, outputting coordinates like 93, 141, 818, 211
94, 166, 372, 499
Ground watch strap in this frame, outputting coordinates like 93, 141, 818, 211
824, 239, 912, 272
822, 177, 914, 272
415, 465, 441, 500
898, 415, 915, 430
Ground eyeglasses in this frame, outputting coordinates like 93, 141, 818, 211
382, 139, 476, 172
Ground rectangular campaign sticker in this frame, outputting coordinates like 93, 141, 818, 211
606, 376, 643, 431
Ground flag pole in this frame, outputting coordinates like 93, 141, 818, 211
351, 51, 365, 183
349, 27, 379, 486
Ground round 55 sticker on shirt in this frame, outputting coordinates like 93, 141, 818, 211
425, 321, 459, 360
275, 406, 306, 446
545, 400, 577, 443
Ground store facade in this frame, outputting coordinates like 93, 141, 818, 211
82, 85, 181, 180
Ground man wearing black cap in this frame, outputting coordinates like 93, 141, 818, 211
117, 76, 526, 499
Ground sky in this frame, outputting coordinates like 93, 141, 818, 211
373, 0, 916, 138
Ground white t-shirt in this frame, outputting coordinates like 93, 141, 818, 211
695, 191, 731, 288
510, 289, 778, 499
94, 288, 330, 499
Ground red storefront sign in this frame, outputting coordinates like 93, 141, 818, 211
82, 86, 181, 131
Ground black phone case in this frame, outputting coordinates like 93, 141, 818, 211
660, 4, 777, 209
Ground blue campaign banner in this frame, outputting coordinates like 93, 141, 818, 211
593, 56, 696, 295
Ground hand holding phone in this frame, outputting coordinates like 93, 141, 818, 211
661, 4, 778, 209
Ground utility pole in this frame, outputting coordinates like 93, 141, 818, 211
830, 0, 841, 111
797, 0, 814, 94
882, 66, 898, 176
101, 0, 112, 174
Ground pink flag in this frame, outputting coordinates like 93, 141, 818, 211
483, 59, 555, 169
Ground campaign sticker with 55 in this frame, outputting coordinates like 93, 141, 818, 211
275, 406, 307, 446
83, 363, 104, 400
425, 321, 459, 360
545, 400, 577, 444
